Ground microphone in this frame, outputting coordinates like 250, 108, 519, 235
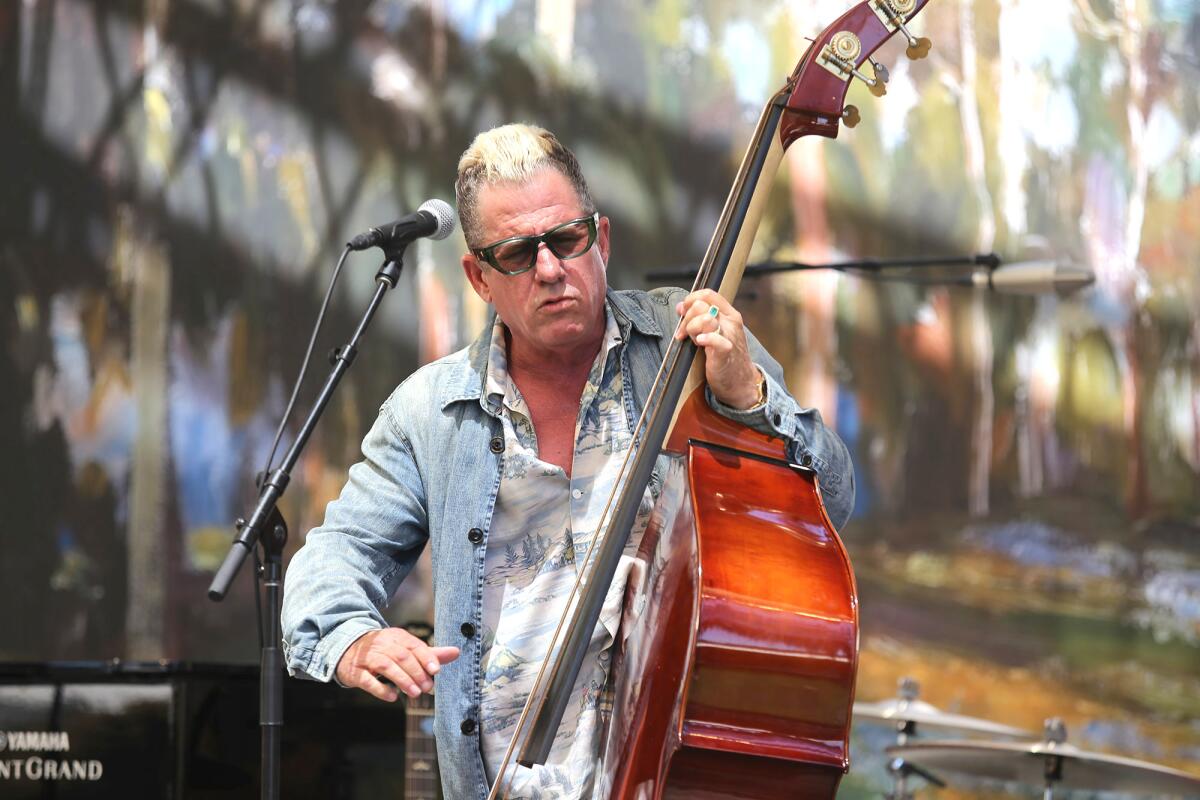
347, 199, 457, 251
971, 260, 1094, 295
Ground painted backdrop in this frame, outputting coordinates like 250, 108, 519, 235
3, 0, 1198, 796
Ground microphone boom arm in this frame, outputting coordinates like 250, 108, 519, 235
644, 253, 1094, 294
644, 253, 1000, 283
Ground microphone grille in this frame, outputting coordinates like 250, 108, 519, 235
419, 199, 457, 241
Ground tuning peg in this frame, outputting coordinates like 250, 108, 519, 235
842, 105, 861, 128
864, 57, 888, 96
851, 68, 885, 96
842, 59, 886, 95
906, 36, 932, 60
819, 32, 887, 96
874, 0, 933, 60
869, 57, 890, 86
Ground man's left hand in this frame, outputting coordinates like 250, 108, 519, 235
675, 289, 763, 410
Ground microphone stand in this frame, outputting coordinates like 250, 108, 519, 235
207, 243, 412, 800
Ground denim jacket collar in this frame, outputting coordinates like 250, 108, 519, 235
438, 287, 664, 415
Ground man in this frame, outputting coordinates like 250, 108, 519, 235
281, 124, 853, 800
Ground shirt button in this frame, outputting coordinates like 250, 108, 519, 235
461, 718, 476, 735
489, 436, 504, 454
800, 453, 813, 467
467, 527, 484, 544
571, 488, 583, 499
461, 622, 476, 638
773, 413, 783, 426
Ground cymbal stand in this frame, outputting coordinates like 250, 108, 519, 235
1039, 718, 1068, 800
887, 752, 946, 799
884, 679, 945, 799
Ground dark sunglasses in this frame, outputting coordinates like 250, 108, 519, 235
472, 213, 599, 276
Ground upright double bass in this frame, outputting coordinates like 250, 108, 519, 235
488, 2, 936, 797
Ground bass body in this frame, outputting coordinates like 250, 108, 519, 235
598, 391, 858, 799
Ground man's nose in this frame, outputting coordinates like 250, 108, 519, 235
533, 242, 566, 282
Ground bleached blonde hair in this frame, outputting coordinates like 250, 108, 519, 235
455, 124, 595, 247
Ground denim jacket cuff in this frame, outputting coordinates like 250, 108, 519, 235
705, 364, 791, 441
299, 618, 382, 684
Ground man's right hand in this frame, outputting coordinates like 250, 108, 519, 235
335, 627, 461, 702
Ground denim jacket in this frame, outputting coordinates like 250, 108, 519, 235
280, 287, 853, 800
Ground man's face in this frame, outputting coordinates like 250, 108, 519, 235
461, 168, 610, 361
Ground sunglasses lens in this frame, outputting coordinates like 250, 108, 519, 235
491, 239, 539, 273
545, 220, 593, 259
479, 215, 597, 274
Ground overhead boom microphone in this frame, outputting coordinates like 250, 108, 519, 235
971, 259, 1094, 294
643, 253, 1095, 295
348, 199, 457, 251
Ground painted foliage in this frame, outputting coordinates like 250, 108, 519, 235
2, 0, 1198, 795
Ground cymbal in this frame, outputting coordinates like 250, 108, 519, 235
888, 740, 1200, 795
854, 697, 1031, 738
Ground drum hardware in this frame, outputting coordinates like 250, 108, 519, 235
888, 718, 1200, 799
885, 755, 946, 800
855, 676, 1033, 798
854, 676, 1034, 740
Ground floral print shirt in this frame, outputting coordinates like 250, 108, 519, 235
479, 305, 652, 800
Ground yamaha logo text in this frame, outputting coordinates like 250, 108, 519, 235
0, 731, 104, 782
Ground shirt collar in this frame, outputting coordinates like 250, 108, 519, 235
440, 288, 663, 413
483, 302, 623, 412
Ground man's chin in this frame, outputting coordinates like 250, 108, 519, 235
530, 321, 597, 353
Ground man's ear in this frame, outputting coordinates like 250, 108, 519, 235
461, 252, 492, 303
597, 215, 611, 266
